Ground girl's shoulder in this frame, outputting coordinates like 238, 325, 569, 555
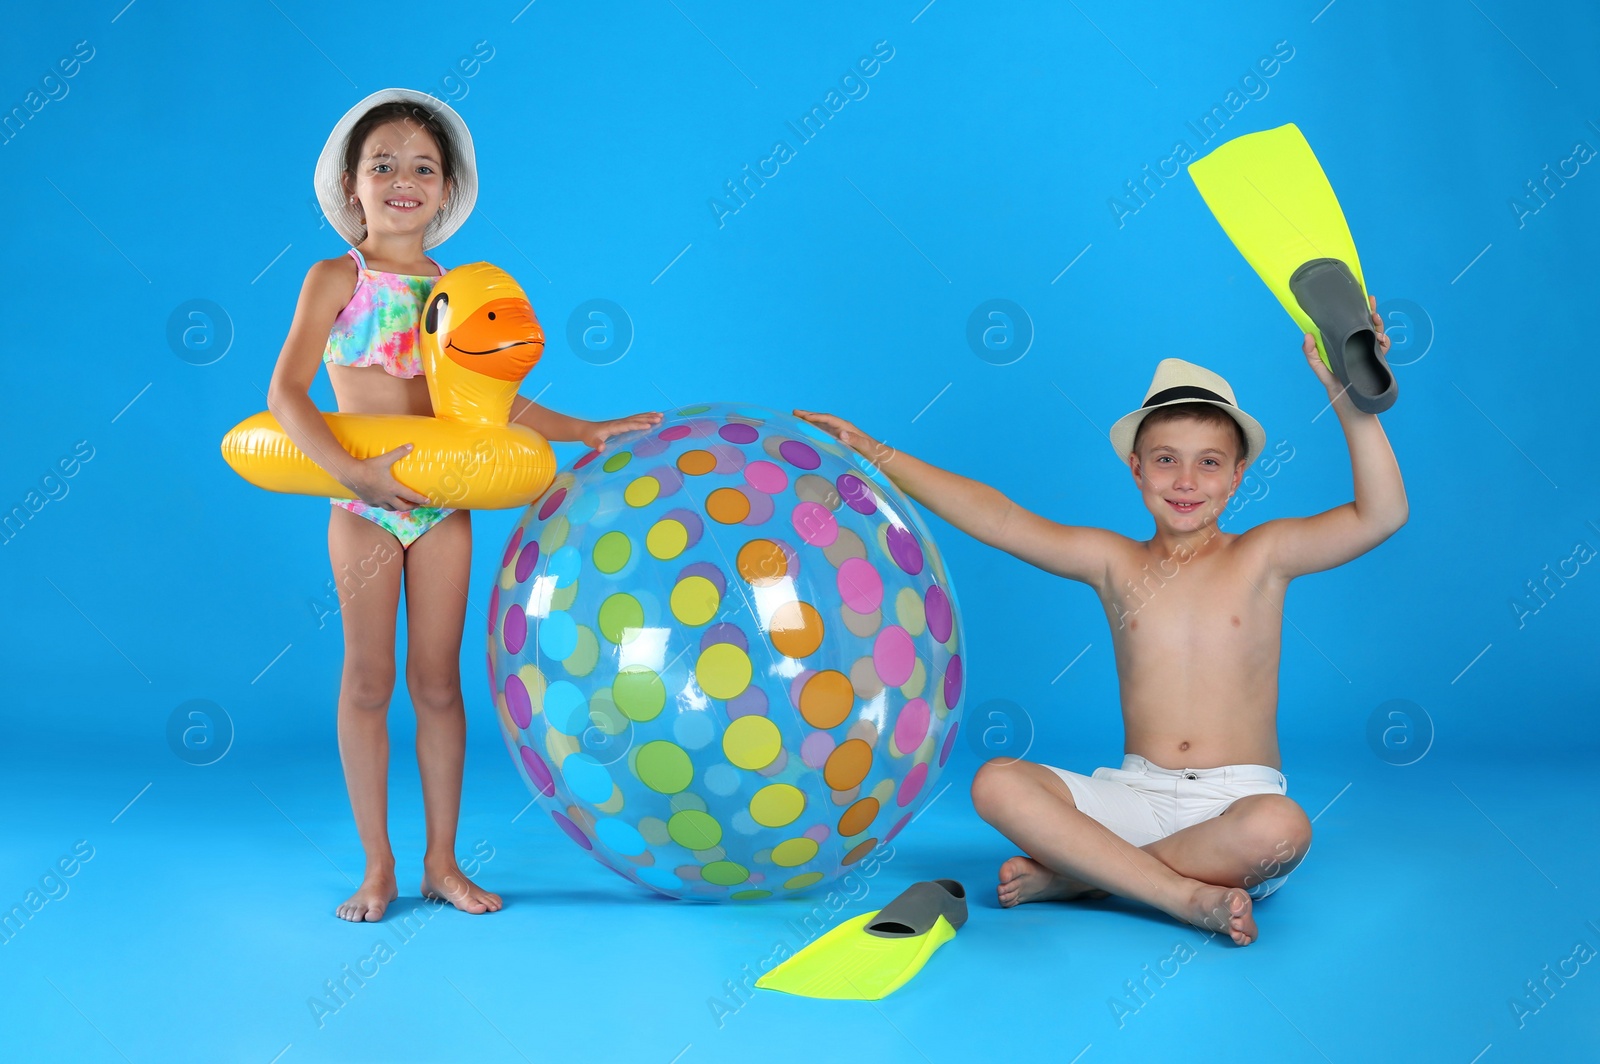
312, 249, 360, 275
305, 251, 361, 296
282, 254, 362, 327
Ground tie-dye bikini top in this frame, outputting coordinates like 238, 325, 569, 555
322, 247, 444, 379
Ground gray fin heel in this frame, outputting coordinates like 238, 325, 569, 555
1288, 258, 1398, 414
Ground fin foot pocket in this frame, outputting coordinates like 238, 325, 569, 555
866, 878, 968, 939
1289, 258, 1398, 414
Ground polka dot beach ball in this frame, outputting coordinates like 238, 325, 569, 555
486, 403, 966, 901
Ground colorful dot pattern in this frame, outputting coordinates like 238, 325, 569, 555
487, 404, 964, 902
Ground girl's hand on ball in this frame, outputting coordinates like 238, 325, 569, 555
585, 411, 663, 452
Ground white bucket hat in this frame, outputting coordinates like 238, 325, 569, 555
313, 88, 477, 250
1108, 358, 1265, 465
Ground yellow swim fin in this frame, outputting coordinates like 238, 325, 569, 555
1188, 123, 1397, 413
755, 879, 967, 1001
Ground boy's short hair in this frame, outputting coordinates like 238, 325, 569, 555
1132, 402, 1250, 465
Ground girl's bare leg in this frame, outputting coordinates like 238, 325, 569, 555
402, 511, 502, 914
329, 506, 406, 922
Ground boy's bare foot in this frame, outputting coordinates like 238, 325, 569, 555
337, 865, 398, 922
997, 855, 1112, 907
998, 857, 1257, 946
1182, 884, 1256, 946
421, 856, 503, 915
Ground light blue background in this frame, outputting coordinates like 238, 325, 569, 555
3, 2, 1597, 1061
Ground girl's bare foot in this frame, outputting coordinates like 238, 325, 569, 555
337, 862, 398, 922
997, 855, 1112, 908
421, 855, 503, 914
1181, 884, 1256, 946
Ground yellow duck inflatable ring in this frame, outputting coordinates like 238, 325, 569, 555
220, 262, 556, 510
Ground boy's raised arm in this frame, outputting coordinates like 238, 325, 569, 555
1257, 305, 1409, 579
793, 409, 1118, 589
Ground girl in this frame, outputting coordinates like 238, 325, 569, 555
267, 88, 661, 922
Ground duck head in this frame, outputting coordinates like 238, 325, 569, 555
420, 263, 546, 424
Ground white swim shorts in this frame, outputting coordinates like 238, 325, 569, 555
1043, 753, 1305, 899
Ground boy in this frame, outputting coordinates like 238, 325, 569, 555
794, 311, 1406, 946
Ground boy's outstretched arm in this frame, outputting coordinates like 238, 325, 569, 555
793, 409, 1119, 589
1257, 298, 1409, 579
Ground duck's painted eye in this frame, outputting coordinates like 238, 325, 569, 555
425, 291, 449, 334
488, 311, 496, 320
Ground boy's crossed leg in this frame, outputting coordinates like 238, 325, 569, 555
1143, 791, 1311, 901
971, 758, 1311, 946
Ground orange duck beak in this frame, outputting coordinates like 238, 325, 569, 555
441, 297, 545, 381
421, 263, 546, 424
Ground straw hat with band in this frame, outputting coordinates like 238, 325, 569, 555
1108, 358, 1265, 466
314, 88, 477, 251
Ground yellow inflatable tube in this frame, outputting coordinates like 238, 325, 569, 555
221, 261, 557, 509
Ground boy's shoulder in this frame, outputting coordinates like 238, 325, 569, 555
991, 507, 1140, 590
